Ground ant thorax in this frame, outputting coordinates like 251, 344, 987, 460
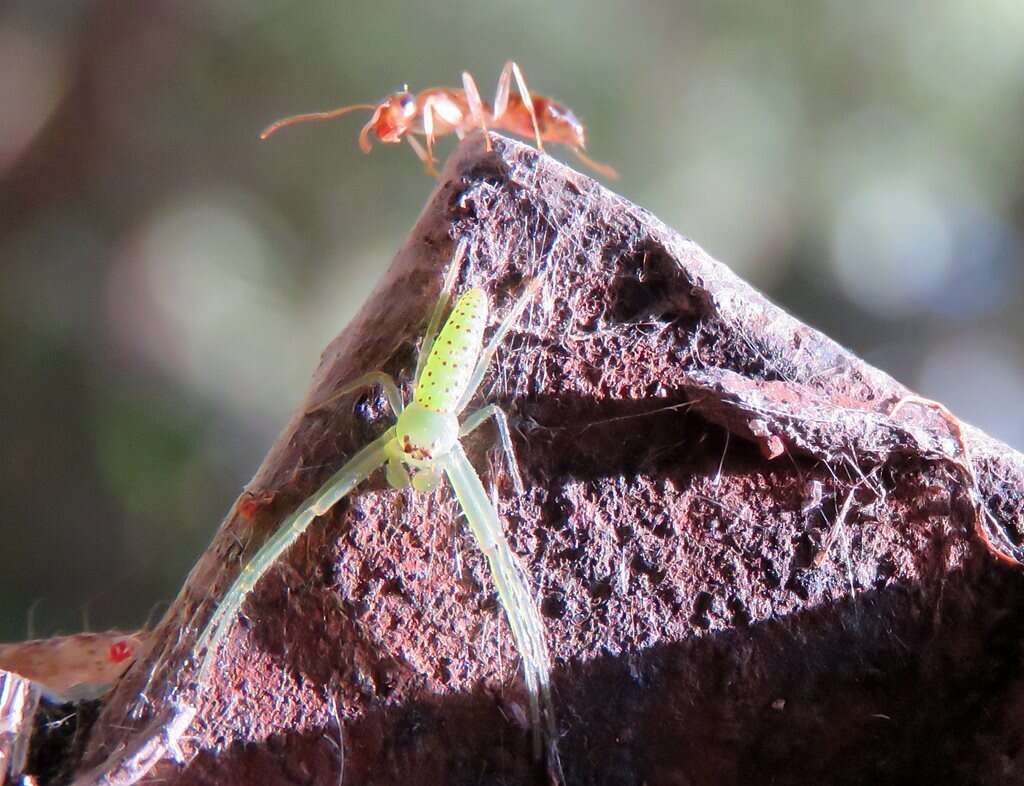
391, 401, 459, 466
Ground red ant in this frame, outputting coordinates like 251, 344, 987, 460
260, 61, 617, 180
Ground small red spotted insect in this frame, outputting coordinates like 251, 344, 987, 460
0, 630, 146, 701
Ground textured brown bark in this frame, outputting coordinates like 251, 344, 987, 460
68, 134, 1024, 785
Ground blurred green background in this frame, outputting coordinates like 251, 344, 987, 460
2, 1, 1023, 641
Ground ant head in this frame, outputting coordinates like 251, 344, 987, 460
359, 87, 417, 151
538, 99, 586, 148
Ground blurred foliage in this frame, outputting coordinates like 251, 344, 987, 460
1, 0, 1022, 640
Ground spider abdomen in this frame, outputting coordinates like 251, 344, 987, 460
415, 288, 488, 413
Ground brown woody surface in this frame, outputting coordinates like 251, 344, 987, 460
67, 134, 1024, 785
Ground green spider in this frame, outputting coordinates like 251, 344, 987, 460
195, 244, 553, 748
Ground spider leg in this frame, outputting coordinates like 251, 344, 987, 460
386, 456, 411, 489
197, 427, 395, 678
456, 276, 543, 413
460, 404, 525, 495
415, 242, 467, 385
306, 371, 403, 417
411, 466, 442, 492
441, 443, 553, 755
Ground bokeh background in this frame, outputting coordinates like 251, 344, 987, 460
3, 1, 1023, 641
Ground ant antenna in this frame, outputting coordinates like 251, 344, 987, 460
260, 103, 379, 140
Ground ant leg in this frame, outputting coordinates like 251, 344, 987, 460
456, 277, 543, 413
441, 443, 553, 755
459, 404, 525, 494
197, 427, 395, 678
461, 71, 491, 151
420, 99, 441, 177
570, 146, 619, 180
416, 242, 467, 385
405, 136, 437, 177
509, 62, 544, 151
493, 61, 543, 151
306, 371, 403, 417
492, 62, 511, 123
